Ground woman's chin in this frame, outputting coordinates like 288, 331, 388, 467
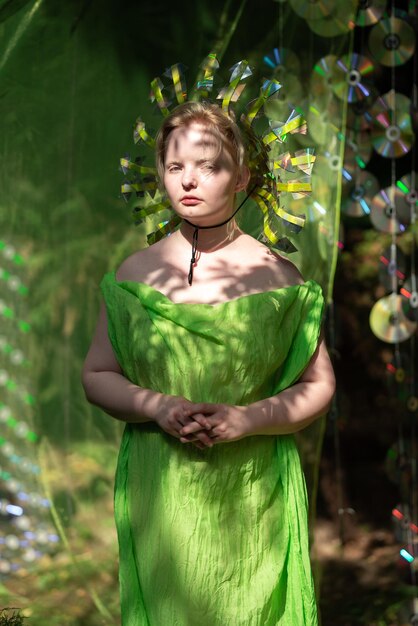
173, 207, 232, 227
174, 208, 210, 224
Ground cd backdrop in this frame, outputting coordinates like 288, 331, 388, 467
330, 0, 418, 624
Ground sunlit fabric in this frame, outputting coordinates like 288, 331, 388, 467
101, 272, 324, 625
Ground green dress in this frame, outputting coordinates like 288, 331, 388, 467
101, 271, 324, 626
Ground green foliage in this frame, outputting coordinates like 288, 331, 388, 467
0, 609, 26, 626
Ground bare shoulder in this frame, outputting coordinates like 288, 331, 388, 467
237, 234, 304, 288
116, 240, 166, 282
266, 249, 305, 286
116, 250, 147, 281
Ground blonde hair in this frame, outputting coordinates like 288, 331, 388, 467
155, 101, 247, 183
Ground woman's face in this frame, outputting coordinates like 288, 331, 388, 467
163, 122, 243, 226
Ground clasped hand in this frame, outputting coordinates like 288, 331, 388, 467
154, 396, 250, 449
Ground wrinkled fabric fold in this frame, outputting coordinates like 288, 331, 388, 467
101, 272, 324, 626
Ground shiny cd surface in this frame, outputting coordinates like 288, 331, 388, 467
343, 129, 373, 177
307, 0, 357, 37
342, 170, 379, 216
370, 294, 417, 343
315, 150, 344, 187
332, 53, 375, 103
411, 91, 418, 134
289, 0, 334, 20
401, 277, 418, 321
306, 97, 340, 145
263, 47, 301, 78
355, 0, 386, 27
370, 185, 409, 233
264, 72, 303, 117
379, 245, 407, 292
311, 55, 338, 98
346, 100, 374, 132
370, 91, 414, 158
369, 16, 416, 67
396, 172, 418, 221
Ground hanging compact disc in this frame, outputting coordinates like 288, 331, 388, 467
411, 84, 418, 133
370, 294, 417, 343
342, 170, 379, 216
306, 97, 340, 145
370, 91, 414, 158
370, 185, 408, 233
346, 100, 374, 132
311, 55, 338, 98
307, 0, 357, 37
331, 53, 375, 103
396, 172, 418, 221
371, 178, 415, 226
355, 0, 386, 27
263, 47, 301, 78
400, 277, 418, 321
264, 73, 303, 119
369, 16, 416, 67
315, 150, 343, 187
289, 0, 334, 21
343, 129, 373, 177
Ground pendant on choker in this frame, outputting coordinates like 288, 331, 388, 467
184, 188, 254, 285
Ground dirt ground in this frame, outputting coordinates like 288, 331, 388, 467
315, 427, 418, 626
315, 518, 416, 626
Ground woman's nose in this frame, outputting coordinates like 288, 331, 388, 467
181, 169, 197, 189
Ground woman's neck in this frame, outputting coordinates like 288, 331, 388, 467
178, 218, 240, 253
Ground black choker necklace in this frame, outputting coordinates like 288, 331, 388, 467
183, 190, 253, 285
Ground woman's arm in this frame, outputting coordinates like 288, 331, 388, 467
179, 333, 336, 443
82, 303, 161, 422
81, 303, 213, 444
243, 333, 336, 435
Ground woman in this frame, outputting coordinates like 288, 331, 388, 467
82, 101, 336, 625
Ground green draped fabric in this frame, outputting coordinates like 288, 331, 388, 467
100, 271, 324, 626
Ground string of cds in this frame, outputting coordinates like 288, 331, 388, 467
264, 3, 351, 557
342, 170, 380, 216
349, 2, 418, 621
290, 0, 418, 617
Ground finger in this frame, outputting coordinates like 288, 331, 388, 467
166, 414, 186, 431
180, 432, 213, 447
180, 419, 211, 436
181, 413, 211, 431
195, 431, 214, 446
210, 425, 226, 440
184, 403, 220, 417
189, 413, 212, 430
180, 436, 213, 447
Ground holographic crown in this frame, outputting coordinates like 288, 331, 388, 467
120, 52, 316, 252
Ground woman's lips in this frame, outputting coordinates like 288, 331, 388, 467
180, 197, 202, 206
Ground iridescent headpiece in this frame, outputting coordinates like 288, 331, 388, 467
120, 53, 316, 254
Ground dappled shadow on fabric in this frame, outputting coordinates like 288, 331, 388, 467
101, 265, 324, 624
